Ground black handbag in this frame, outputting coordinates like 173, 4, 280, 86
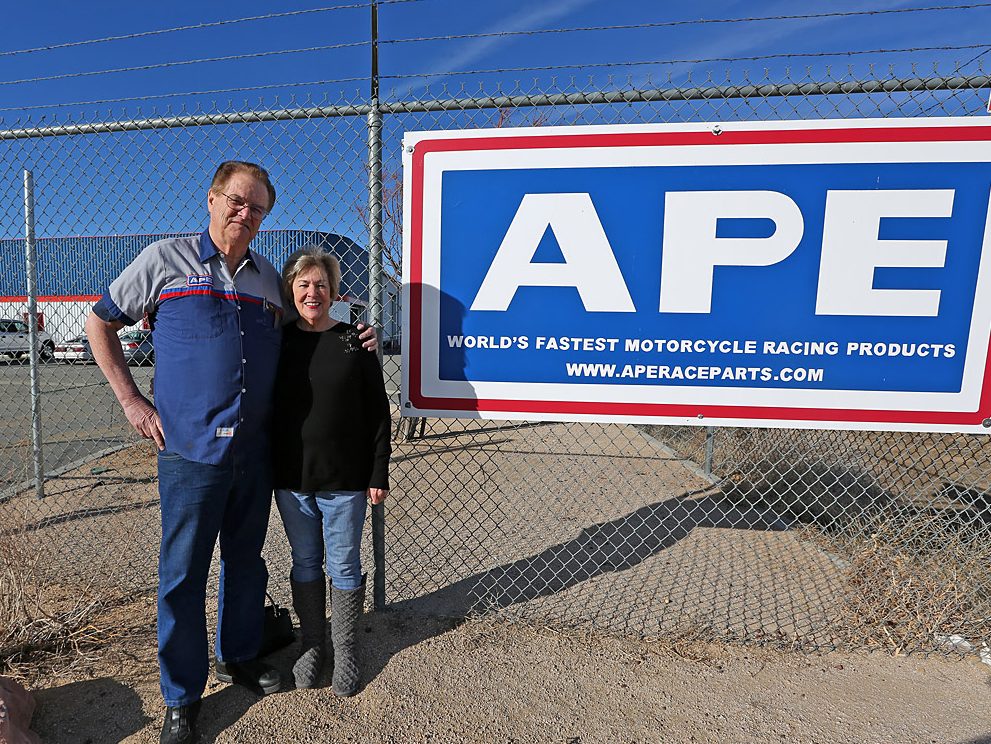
259, 592, 295, 657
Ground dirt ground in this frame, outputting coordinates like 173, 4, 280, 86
7, 421, 991, 743
24, 605, 991, 744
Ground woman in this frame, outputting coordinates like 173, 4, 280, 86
271, 246, 391, 695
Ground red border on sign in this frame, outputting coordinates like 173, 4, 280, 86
407, 124, 991, 426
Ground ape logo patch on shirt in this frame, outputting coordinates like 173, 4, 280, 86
186, 274, 213, 288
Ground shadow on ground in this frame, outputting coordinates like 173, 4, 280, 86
32, 666, 304, 743
33, 677, 148, 744
350, 484, 794, 693
397, 485, 790, 618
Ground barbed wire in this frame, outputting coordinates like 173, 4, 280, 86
959, 46, 991, 69
917, 44, 991, 113
2, 1, 979, 63
9, 56, 985, 117
0, 42, 369, 88
0, 0, 423, 59
382, 43, 991, 80
0, 78, 372, 113
381, 3, 991, 46
2, 4, 984, 110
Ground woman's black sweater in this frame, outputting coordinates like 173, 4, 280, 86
271, 322, 391, 492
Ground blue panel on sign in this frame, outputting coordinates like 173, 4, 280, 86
715, 217, 777, 239
530, 225, 568, 263
437, 162, 990, 394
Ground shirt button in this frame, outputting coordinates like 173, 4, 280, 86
242, 358, 247, 364
241, 388, 246, 393
237, 304, 242, 310
240, 331, 245, 336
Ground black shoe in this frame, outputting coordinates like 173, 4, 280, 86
160, 700, 200, 744
215, 658, 281, 695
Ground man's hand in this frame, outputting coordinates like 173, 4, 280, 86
367, 487, 388, 505
356, 322, 378, 352
122, 393, 165, 450
86, 311, 166, 449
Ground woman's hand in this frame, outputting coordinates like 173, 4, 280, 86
367, 487, 389, 505
355, 322, 378, 351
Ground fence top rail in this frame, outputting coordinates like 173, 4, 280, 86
379, 74, 991, 114
0, 103, 375, 140
0, 73, 987, 140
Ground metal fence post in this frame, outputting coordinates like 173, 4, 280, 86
703, 426, 715, 477
368, 0, 387, 611
23, 169, 45, 500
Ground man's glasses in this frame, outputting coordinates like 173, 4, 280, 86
220, 191, 267, 220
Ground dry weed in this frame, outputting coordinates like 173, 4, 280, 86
0, 528, 112, 683
832, 513, 991, 654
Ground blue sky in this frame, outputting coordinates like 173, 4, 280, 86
0, 0, 987, 120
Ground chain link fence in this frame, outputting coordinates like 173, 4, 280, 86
2, 63, 990, 661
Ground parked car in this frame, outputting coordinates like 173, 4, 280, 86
120, 329, 154, 366
53, 335, 94, 364
0, 318, 54, 361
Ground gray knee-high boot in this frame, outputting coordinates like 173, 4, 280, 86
290, 577, 327, 689
330, 575, 366, 697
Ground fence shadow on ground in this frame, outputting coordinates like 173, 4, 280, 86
362, 485, 794, 690
683, 455, 991, 652
374, 446, 991, 683
721, 460, 894, 531
722, 457, 991, 537
468, 486, 792, 615
15, 498, 160, 533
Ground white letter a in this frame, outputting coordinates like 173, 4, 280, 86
471, 193, 635, 312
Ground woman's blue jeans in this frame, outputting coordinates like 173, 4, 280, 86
274, 489, 366, 590
157, 448, 271, 707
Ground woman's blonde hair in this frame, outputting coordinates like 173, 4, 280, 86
281, 246, 342, 300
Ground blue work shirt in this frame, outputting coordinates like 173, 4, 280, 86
93, 230, 284, 465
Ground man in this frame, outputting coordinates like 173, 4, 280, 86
86, 161, 377, 744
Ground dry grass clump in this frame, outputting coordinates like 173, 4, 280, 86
833, 513, 991, 654
0, 529, 111, 683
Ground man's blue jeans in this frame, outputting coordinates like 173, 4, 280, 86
157, 448, 272, 707
274, 489, 366, 590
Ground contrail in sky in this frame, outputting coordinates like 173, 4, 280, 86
396, 0, 599, 95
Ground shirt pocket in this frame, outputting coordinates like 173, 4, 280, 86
182, 293, 226, 339
252, 304, 282, 349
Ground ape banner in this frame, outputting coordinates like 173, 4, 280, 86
401, 118, 991, 433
